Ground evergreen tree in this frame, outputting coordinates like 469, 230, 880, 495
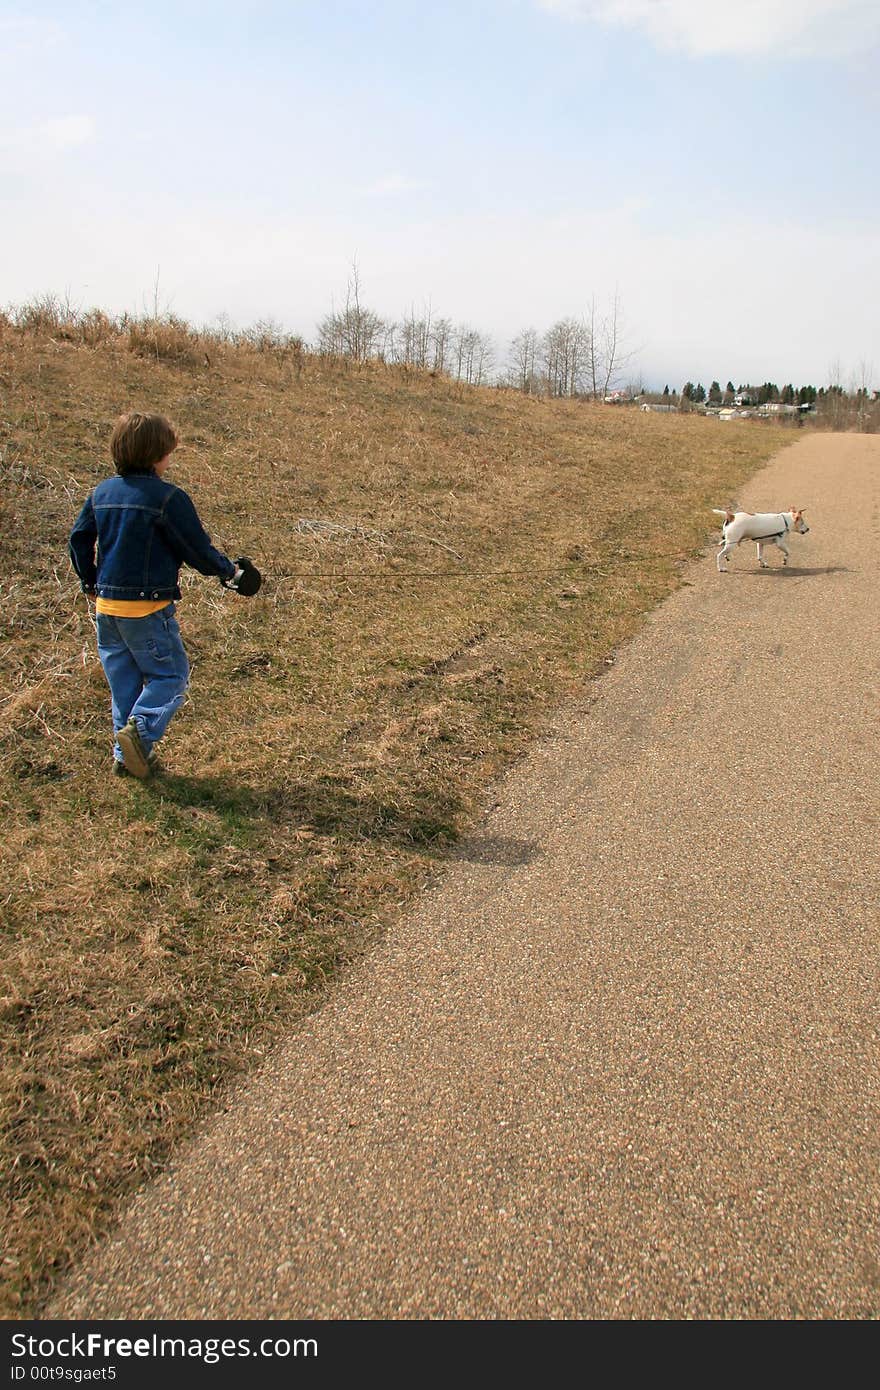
708, 380, 722, 403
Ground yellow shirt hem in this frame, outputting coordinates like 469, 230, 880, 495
95, 598, 173, 618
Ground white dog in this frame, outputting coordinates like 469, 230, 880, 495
713, 506, 810, 571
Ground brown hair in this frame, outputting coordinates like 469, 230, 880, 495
110, 412, 178, 475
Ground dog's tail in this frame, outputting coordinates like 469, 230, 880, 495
712, 505, 738, 525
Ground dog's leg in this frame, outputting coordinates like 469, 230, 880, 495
756, 541, 768, 568
777, 537, 790, 566
716, 539, 734, 571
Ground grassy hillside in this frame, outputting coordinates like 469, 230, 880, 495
0, 316, 793, 1313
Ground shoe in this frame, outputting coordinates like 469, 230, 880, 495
112, 750, 161, 780
116, 720, 151, 779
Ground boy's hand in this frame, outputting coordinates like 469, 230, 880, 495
223, 557, 262, 596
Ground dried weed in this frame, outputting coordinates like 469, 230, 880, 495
0, 322, 791, 1313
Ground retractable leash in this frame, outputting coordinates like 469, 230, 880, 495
258, 552, 692, 585
215, 547, 704, 592
221, 556, 263, 595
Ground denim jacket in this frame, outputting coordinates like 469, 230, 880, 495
68, 472, 236, 600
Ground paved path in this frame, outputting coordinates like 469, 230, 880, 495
50, 434, 880, 1319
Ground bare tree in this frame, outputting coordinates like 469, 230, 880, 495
824, 358, 846, 429
395, 302, 434, 368
854, 358, 875, 432
212, 312, 235, 344
541, 317, 587, 397
452, 324, 495, 385
388, 308, 458, 376
317, 259, 386, 362
582, 290, 634, 398
583, 297, 601, 399
507, 327, 540, 393
247, 316, 286, 351
472, 331, 494, 386
599, 289, 623, 396
430, 316, 453, 373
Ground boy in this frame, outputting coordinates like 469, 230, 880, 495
69, 411, 261, 779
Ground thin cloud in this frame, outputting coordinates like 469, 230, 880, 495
42, 116, 97, 149
0, 115, 95, 153
538, 0, 880, 58
364, 173, 429, 196
0, 115, 96, 165
0, 16, 65, 54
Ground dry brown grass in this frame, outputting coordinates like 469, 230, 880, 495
0, 318, 792, 1314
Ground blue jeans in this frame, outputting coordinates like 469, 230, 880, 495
95, 604, 190, 762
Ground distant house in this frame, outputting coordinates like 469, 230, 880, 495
640, 402, 676, 413
733, 391, 754, 406
603, 390, 632, 403
716, 405, 764, 421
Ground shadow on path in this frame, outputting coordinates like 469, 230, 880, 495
452, 835, 543, 867
738, 565, 853, 577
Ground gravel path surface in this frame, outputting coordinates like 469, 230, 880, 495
50, 433, 880, 1320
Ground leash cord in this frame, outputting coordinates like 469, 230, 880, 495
269, 554, 686, 582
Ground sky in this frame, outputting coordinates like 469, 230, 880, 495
2, 0, 878, 391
